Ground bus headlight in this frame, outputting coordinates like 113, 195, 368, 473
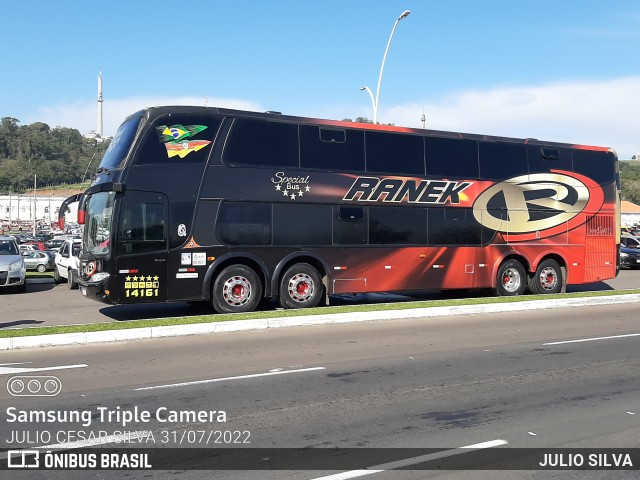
90, 272, 110, 283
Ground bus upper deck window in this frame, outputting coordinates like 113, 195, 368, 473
320, 128, 346, 143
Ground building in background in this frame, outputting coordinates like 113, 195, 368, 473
0, 194, 78, 230
621, 200, 640, 227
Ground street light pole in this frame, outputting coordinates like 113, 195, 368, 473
359, 87, 376, 119
361, 10, 411, 124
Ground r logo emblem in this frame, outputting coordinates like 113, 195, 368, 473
472, 172, 603, 241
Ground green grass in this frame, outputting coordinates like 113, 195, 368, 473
2, 288, 640, 339
26, 271, 54, 278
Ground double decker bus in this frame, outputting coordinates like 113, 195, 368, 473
64, 106, 620, 313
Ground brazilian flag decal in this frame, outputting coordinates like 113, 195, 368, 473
156, 124, 208, 143
155, 124, 211, 159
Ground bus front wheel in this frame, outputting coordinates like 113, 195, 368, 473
279, 263, 323, 309
211, 265, 262, 314
528, 259, 563, 294
495, 259, 526, 296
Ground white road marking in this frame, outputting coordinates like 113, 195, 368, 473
307, 439, 508, 480
0, 364, 88, 375
543, 333, 640, 345
134, 366, 327, 391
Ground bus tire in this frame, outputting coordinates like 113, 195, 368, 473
211, 265, 262, 314
529, 259, 563, 294
495, 259, 526, 296
279, 263, 323, 309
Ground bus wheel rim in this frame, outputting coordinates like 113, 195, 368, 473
502, 267, 521, 293
539, 267, 557, 290
288, 273, 314, 302
222, 276, 251, 306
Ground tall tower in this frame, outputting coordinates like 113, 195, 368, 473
97, 70, 104, 138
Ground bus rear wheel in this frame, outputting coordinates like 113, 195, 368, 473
495, 259, 526, 296
279, 263, 322, 309
528, 259, 563, 294
211, 265, 262, 314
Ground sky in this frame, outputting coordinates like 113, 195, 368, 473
2, 0, 639, 158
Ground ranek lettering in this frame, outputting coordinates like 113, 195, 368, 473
343, 177, 472, 204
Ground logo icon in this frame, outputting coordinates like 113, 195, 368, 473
7, 450, 39, 468
472, 172, 603, 241
7, 376, 62, 397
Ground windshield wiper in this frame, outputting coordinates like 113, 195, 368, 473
96, 167, 111, 175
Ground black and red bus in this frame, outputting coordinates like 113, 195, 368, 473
65, 106, 620, 313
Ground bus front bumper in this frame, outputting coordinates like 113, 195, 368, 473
78, 275, 116, 304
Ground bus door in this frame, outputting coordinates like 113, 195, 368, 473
114, 190, 168, 303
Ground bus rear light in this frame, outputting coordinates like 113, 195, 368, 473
119, 269, 138, 274
333, 266, 348, 270
433, 265, 445, 269
77, 209, 85, 225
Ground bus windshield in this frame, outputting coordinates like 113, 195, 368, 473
98, 116, 142, 170
84, 191, 116, 256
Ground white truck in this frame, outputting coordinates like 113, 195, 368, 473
53, 238, 82, 289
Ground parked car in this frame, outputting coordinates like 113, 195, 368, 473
0, 235, 26, 293
18, 244, 40, 255
53, 238, 82, 289
23, 250, 55, 272
620, 234, 640, 249
22, 241, 45, 251
45, 238, 66, 251
620, 245, 640, 269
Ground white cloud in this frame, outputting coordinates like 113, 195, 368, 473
24, 96, 264, 138
380, 76, 640, 159
22, 77, 640, 160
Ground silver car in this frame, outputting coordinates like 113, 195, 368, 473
23, 250, 55, 272
0, 235, 26, 293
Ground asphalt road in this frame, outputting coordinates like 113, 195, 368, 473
1, 270, 639, 329
0, 302, 639, 478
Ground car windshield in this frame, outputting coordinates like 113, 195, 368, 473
84, 191, 116, 256
0, 240, 19, 255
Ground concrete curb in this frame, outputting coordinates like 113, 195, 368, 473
2, 293, 640, 350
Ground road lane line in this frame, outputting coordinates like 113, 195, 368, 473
543, 333, 640, 345
134, 366, 327, 391
308, 439, 508, 480
0, 363, 88, 375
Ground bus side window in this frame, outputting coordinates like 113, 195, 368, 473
426, 137, 478, 179
365, 131, 425, 175
479, 142, 527, 180
217, 202, 272, 245
300, 126, 365, 171
333, 206, 367, 245
223, 119, 299, 168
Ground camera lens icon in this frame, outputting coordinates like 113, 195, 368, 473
8, 376, 62, 396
